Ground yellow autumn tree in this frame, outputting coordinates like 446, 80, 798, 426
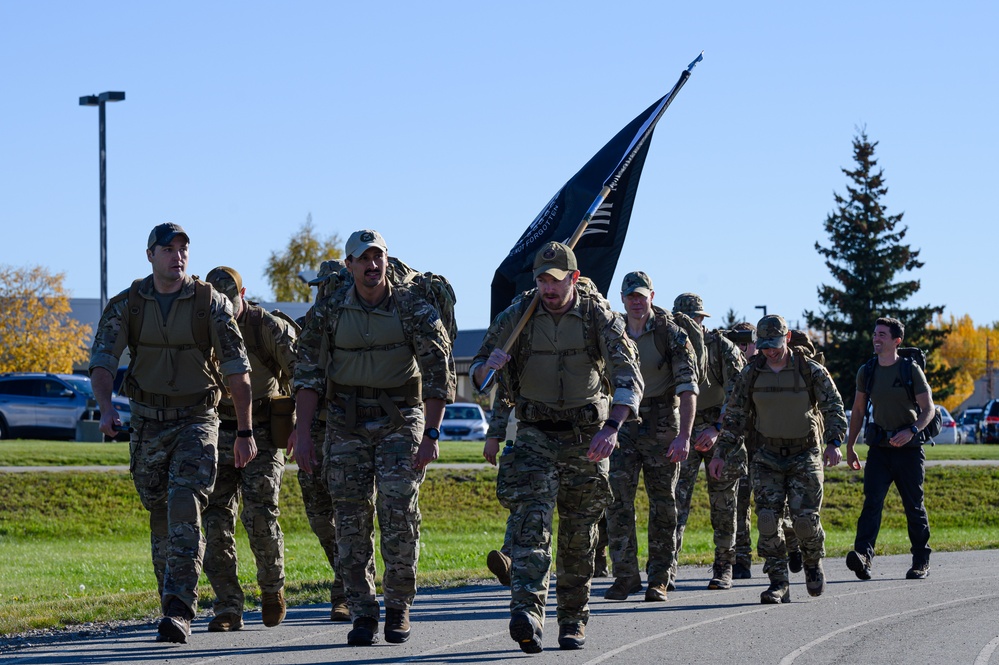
0, 265, 92, 373
934, 314, 999, 412
264, 214, 343, 302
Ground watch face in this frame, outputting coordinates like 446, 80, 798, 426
426, 428, 440, 440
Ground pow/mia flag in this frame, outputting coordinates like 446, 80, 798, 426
489, 54, 702, 321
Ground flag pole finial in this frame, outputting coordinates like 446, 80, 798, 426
687, 51, 704, 72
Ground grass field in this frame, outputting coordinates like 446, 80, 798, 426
0, 439, 488, 466
1, 444, 997, 635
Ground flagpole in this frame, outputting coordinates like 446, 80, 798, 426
478, 185, 612, 392
479, 52, 703, 393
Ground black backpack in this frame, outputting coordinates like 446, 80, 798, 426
862, 347, 943, 444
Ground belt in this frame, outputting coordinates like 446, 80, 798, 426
525, 420, 576, 432
131, 401, 216, 422
759, 436, 813, 457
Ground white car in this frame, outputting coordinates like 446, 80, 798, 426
441, 402, 487, 441
931, 406, 963, 445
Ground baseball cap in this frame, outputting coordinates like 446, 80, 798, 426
308, 258, 347, 286
345, 229, 388, 259
205, 266, 243, 305
532, 241, 577, 280
672, 293, 710, 318
755, 314, 790, 349
621, 271, 653, 297
147, 222, 189, 250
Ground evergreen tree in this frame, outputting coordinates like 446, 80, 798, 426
804, 130, 955, 400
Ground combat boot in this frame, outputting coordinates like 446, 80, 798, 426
207, 612, 244, 632
347, 616, 379, 646
804, 561, 826, 597
760, 580, 790, 605
788, 549, 804, 574
603, 576, 642, 600
261, 589, 286, 627
558, 623, 585, 650
384, 607, 411, 643
707, 562, 733, 590
846, 550, 872, 580
487, 550, 512, 587
157, 598, 193, 643
644, 581, 668, 602
732, 559, 752, 579
330, 587, 350, 622
509, 611, 543, 654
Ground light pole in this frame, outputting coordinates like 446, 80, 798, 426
79, 91, 125, 312
755, 304, 768, 318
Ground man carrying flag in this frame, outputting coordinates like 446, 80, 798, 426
472, 241, 643, 653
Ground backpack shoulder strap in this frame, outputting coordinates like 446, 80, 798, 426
125, 278, 145, 355
900, 356, 917, 405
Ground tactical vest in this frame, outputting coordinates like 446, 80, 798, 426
748, 352, 820, 446
113, 276, 222, 409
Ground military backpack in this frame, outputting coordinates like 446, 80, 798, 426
861, 346, 942, 444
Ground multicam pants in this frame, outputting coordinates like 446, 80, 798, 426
296, 417, 348, 602
323, 404, 426, 620
606, 425, 679, 587
203, 424, 285, 617
736, 447, 800, 567
752, 446, 825, 583
498, 423, 611, 626
673, 426, 743, 578
129, 411, 218, 617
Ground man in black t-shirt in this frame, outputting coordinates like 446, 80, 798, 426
844, 317, 935, 581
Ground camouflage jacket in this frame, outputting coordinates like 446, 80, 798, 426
471, 286, 643, 420
89, 275, 250, 400
621, 310, 698, 401
696, 330, 746, 425
220, 302, 298, 406
486, 383, 515, 440
294, 282, 455, 403
716, 349, 847, 460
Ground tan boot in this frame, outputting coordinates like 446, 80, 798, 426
261, 589, 286, 627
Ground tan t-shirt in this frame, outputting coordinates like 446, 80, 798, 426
856, 359, 929, 431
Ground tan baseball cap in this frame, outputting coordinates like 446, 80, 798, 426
345, 229, 388, 259
532, 241, 577, 280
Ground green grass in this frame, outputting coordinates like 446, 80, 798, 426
1, 464, 997, 635
0, 439, 489, 467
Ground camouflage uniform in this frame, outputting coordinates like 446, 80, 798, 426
715, 317, 846, 591
471, 269, 643, 630
673, 328, 745, 580
295, 276, 453, 622
89, 273, 249, 620
202, 267, 298, 621
606, 298, 698, 591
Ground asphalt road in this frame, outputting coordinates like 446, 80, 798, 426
4, 550, 999, 664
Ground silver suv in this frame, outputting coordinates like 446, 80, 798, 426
0, 373, 131, 440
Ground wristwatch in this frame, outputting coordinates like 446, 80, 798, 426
830, 438, 842, 448
604, 419, 621, 432
909, 425, 919, 435
237, 429, 254, 438
424, 427, 440, 441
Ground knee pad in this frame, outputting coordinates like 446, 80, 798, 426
757, 509, 779, 537
792, 512, 820, 539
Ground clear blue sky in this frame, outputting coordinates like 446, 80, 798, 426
2, 1, 996, 331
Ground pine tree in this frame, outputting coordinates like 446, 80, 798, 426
804, 130, 955, 401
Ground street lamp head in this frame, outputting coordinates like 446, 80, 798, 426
99, 91, 125, 103
79, 95, 100, 106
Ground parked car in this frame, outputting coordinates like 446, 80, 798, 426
958, 407, 984, 443
931, 406, 963, 445
0, 373, 130, 440
441, 402, 487, 441
979, 399, 999, 443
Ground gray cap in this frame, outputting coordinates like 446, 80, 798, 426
532, 241, 577, 280
345, 229, 387, 259
672, 292, 710, 318
755, 314, 789, 349
147, 222, 189, 250
621, 271, 653, 297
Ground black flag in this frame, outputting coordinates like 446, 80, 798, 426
489, 57, 700, 321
